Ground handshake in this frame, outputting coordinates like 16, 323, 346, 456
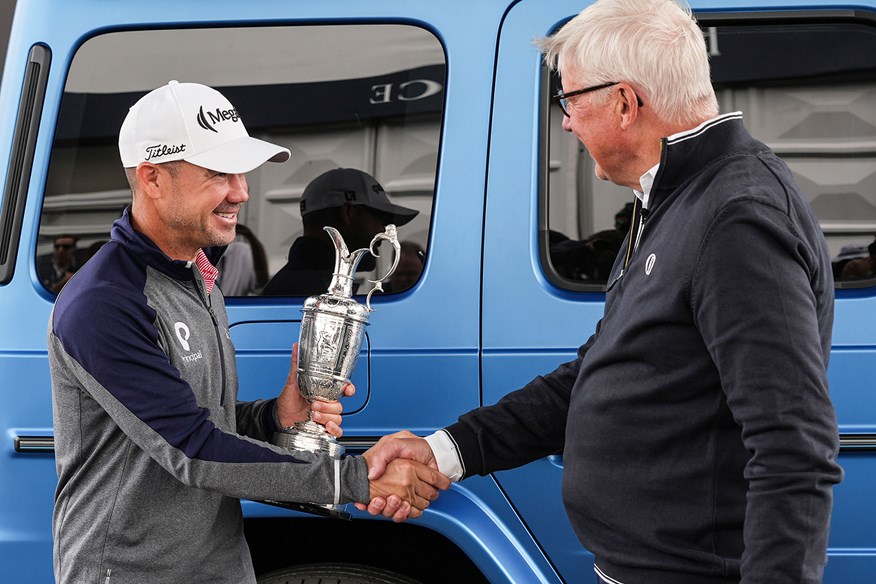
357, 430, 451, 522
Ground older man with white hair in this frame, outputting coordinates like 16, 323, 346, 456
363, 1, 843, 582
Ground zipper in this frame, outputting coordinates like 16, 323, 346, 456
634, 206, 650, 253
607, 269, 624, 292
610, 203, 651, 293
192, 268, 228, 405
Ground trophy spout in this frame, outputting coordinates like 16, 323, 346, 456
324, 226, 371, 298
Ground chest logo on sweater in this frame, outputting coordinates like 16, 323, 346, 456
645, 253, 657, 276
174, 321, 203, 364
174, 322, 191, 351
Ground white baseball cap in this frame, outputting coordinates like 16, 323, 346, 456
119, 80, 290, 174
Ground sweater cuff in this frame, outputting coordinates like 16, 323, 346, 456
424, 430, 463, 481
341, 455, 371, 503
261, 398, 282, 436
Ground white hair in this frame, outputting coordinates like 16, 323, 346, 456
537, 0, 718, 127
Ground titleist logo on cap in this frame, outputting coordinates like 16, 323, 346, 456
145, 143, 186, 161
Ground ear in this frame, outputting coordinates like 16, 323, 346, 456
616, 84, 641, 130
135, 163, 163, 200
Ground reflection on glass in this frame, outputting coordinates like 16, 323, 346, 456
40, 25, 445, 295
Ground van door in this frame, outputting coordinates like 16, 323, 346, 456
2, 10, 486, 583
483, 1, 876, 582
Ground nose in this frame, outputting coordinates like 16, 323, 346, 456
562, 114, 573, 132
228, 173, 249, 203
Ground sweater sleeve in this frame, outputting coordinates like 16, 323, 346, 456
690, 199, 842, 584
444, 332, 596, 478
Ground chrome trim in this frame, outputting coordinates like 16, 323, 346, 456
13, 434, 871, 454
14, 435, 55, 453
338, 437, 380, 452
11, 435, 380, 454
839, 434, 876, 451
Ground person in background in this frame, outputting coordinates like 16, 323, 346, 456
361, 1, 843, 583
262, 168, 418, 296
388, 240, 425, 292
217, 224, 270, 296
840, 236, 876, 281
37, 234, 78, 293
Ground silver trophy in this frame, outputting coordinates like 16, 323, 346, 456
271, 224, 400, 517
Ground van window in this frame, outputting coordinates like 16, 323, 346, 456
543, 20, 876, 290
38, 24, 444, 296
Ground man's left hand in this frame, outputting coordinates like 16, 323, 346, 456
276, 343, 355, 437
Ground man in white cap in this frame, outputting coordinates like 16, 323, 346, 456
47, 81, 448, 584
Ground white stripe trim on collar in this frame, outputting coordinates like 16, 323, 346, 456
666, 111, 743, 146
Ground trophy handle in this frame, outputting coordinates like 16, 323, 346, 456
365, 224, 401, 311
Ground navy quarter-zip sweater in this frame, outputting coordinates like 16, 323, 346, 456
446, 114, 843, 583
49, 208, 369, 584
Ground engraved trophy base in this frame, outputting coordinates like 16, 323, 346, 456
274, 420, 346, 459
268, 422, 351, 520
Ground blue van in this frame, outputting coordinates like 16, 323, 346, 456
1, 0, 875, 582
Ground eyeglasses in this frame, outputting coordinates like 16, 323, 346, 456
553, 81, 643, 117
54, 243, 74, 250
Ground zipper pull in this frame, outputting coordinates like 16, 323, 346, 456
606, 269, 625, 292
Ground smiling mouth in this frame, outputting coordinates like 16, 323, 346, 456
214, 210, 237, 221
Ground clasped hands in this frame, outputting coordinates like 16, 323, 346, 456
278, 344, 450, 522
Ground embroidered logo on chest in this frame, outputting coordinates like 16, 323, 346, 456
645, 253, 657, 276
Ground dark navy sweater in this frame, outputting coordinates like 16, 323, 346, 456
446, 114, 843, 583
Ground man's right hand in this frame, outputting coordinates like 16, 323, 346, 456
363, 430, 438, 479
357, 431, 448, 522
362, 457, 449, 522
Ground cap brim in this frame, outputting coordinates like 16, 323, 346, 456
377, 203, 419, 227
185, 135, 290, 174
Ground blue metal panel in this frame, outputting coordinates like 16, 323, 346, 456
0, 355, 56, 584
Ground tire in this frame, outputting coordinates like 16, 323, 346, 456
257, 563, 425, 584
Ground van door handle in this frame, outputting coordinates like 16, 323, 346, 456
13, 435, 54, 453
